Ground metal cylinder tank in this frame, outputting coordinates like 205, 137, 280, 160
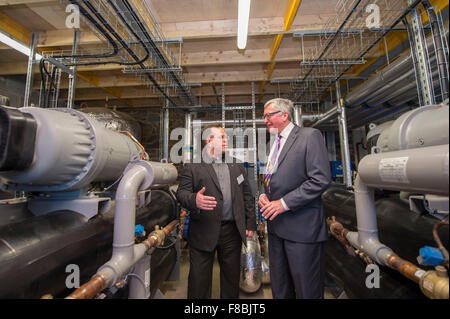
80, 107, 142, 141
376, 102, 449, 152
0, 107, 143, 192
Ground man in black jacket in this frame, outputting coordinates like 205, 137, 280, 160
176, 125, 256, 299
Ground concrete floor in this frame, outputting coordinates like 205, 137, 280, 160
160, 246, 335, 299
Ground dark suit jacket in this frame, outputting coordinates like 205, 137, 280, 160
263, 125, 331, 243
176, 162, 256, 252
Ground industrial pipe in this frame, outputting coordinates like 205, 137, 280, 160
0, 107, 143, 192
327, 216, 449, 299
310, 25, 449, 128
433, 220, 449, 268
358, 145, 449, 196
67, 219, 178, 299
345, 175, 394, 266
66, 161, 177, 299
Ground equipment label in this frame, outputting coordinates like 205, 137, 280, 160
379, 157, 410, 184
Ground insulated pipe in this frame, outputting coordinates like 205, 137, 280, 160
358, 144, 449, 196
367, 71, 439, 108
66, 161, 177, 299
345, 175, 394, 265
328, 215, 449, 298
364, 73, 416, 106
66, 220, 178, 299
310, 25, 449, 128
310, 107, 338, 128
345, 26, 447, 108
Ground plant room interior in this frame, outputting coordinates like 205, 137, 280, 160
0, 0, 448, 300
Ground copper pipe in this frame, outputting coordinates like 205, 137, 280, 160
326, 217, 353, 254
67, 220, 178, 299
433, 220, 449, 268
386, 255, 422, 284
67, 275, 106, 299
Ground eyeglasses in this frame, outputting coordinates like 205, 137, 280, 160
263, 111, 281, 120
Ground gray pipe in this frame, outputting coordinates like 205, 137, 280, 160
96, 161, 177, 289
345, 26, 446, 107
358, 144, 449, 196
311, 107, 338, 128
364, 73, 416, 106
346, 58, 414, 107
129, 254, 152, 299
311, 25, 449, 128
346, 143, 450, 264
345, 175, 395, 265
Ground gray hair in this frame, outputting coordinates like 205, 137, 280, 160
264, 98, 294, 121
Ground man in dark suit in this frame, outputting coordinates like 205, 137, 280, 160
176, 125, 256, 299
259, 98, 331, 299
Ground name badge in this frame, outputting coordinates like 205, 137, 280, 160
237, 174, 244, 185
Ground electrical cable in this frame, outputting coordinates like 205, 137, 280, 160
63, 0, 120, 60
106, 0, 177, 105
120, 0, 194, 105
65, 0, 150, 67
156, 235, 177, 250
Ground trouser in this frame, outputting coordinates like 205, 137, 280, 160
268, 232, 325, 299
187, 221, 242, 299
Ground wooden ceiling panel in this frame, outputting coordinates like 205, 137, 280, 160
148, 0, 290, 23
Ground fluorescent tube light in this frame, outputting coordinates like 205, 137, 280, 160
0, 31, 42, 60
237, 0, 251, 49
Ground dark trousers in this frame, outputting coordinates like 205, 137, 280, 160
268, 232, 325, 299
187, 221, 242, 299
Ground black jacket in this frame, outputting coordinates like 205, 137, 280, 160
176, 163, 256, 252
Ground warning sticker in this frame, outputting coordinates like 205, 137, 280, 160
379, 157, 410, 184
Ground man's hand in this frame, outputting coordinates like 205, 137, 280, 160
258, 194, 269, 208
261, 199, 286, 221
196, 187, 217, 210
246, 230, 255, 238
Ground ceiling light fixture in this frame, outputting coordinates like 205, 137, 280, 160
237, 0, 251, 49
0, 31, 42, 60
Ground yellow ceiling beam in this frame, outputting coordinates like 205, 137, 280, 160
269, 34, 284, 61
0, 12, 31, 45
259, 0, 302, 101
284, 0, 302, 31
77, 71, 130, 105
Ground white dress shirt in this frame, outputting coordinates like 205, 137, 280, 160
262, 121, 295, 211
